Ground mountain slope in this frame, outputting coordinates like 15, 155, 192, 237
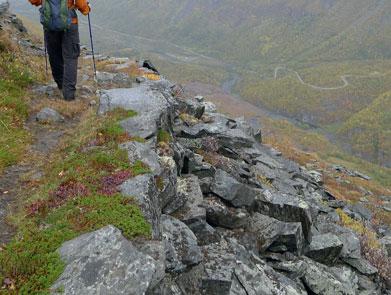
92, 0, 391, 66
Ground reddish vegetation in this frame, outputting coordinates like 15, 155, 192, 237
26, 180, 90, 215
360, 235, 391, 284
99, 170, 132, 195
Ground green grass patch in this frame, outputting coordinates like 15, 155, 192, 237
0, 52, 33, 172
0, 194, 150, 294
0, 106, 151, 293
157, 129, 172, 143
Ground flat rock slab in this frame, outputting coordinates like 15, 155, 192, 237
306, 233, 343, 265
162, 215, 202, 273
119, 174, 161, 239
51, 226, 162, 295
98, 86, 169, 116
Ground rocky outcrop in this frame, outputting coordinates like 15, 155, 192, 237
50, 63, 388, 294
51, 226, 163, 295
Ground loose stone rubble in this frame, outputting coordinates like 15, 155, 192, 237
51, 62, 390, 294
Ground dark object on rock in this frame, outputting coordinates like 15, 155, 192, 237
142, 60, 160, 74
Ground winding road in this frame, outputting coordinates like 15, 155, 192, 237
274, 66, 385, 91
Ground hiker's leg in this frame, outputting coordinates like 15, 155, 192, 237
62, 24, 80, 100
45, 30, 64, 90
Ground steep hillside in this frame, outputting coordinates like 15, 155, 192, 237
1, 5, 391, 294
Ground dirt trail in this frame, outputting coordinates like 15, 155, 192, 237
0, 99, 84, 244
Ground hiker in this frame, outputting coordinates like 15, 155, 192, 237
28, 0, 90, 101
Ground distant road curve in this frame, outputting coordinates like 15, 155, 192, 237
274, 66, 385, 91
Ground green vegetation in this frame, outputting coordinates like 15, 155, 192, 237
157, 129, 172, 143
0, 108, 151, 294
0, 33, 33, 172
338, 92, 391, 167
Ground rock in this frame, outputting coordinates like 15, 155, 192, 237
217, 128, 255, 149
234, 256, 307, 295
120, 141, 161, 175
36, 107, 64, 123
178, 98, 205, 119
98, 85, 171, 118
96, 71, 131, 86
201, 101, 217, 113
99, 86, 173, 139
253, 189, 312, 243
162, 215, 202, 272
235, 117, 262, 142
136, 240, 167, 289
187, 220, 220, 246
32, 83, 57, 96
347, 203, 373, 221
51, 226, 163, 295
211, 169, 258, 208
380, 235, 391, 256
316, 223, 361, 259
248, 213, 305, 254
383, 204, 391, 212
194, 95, 204, 102
78, 84, 94, 96
119, 174, 161, 239
305, 233, 343, 264
170, 176, 218, 244
201, 242, 237, 295
187, 153, 216, 178
158, 157, 178, 210
343, 257, 378, 275
203, 196, 249, 229
301, 257, 358, 295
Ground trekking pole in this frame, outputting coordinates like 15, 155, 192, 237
87, 12, 97, 79
43, 31, 48, 78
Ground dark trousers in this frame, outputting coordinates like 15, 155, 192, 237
44, 23, 81, 100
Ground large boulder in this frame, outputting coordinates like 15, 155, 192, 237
305, 233, 343, 265
51, 226, 163, 295
301, 257, 358, 295
99, 86, 173, 139
211, 169, 258, 208
316, 223, 361, 259
247, 213, 305, 254
253, 189, 313, 243
119, 174, 161, 239
161, 215, 202, 273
